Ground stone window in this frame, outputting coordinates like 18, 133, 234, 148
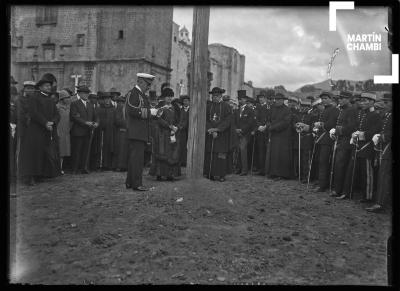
43, 44, 55, 61
77, 34, 85, 46
36, 7, 57, 26
118, 30, 124, 39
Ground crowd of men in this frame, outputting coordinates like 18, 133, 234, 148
9, 74, 392, 214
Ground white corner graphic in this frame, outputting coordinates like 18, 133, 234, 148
329, 1, 355, 31
374, 54, 399, 84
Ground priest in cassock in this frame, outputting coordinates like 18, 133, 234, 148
203, 87, 232, 182
178, 95, 190, 167
265, 92, 293, 180
18, 77, 61, 184
149, 88, 181, 181
97, 91, 116, 171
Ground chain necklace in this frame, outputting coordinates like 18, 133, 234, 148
381, 112, 391, 133
357, 110, 367, 131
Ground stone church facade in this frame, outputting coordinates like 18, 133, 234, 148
10, 6, 173, 95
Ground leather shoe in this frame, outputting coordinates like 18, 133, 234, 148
219, 177, 226, 182
82, 169, 90, 174
330, 191, 339, 197
239, 172, 248, 176
133, 186, 149, 191
313, 187, 327, 193
366, 204, 384, 212
125, 183, 131, 189
166, 176, 174, 181
359, 198, 371, 203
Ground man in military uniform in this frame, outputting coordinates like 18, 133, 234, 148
328, 91, 358, 197
125, 73, 155, 191
70, 85, 100, 174
235, 90, 256, 176
366, 93, 392, 212
312, 91, 340, 192
204, 87, 232, 181
337, 92, 382, 200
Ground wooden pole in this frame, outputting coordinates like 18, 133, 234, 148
186, 7, 210, 179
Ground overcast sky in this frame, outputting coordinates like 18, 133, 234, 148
173, 6, 391, 91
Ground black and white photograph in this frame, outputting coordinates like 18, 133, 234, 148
7, 2, 398, 285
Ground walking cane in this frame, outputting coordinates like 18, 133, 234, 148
100, 130, 104, 170
306, 136, 317, 190
84, 127, 95, 172
349, 136, 359, 200
250, 133, 256, 175
208, 134, 215, 180
298, 131, 301, 183
329, 137, 338, 193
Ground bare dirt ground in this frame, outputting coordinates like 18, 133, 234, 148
9, 168, 391, 285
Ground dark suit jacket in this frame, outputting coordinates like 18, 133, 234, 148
70, 99, 99, 137
235, 105, 256, 137
125, 87, 151, 142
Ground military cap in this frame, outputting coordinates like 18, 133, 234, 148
59, 90, 71, 100
382, 93, 392, 101
137, 73, 155, 81
360, 92, 376, 101
10, 76, 18, 84
76, 85, 91, 93
274, 92, 287, 100
222, 95, 230, 101
288, 96, 299, 103
319, 91, 332, 99
23, 81, 36, 87
374, 101, 386, 110
36, 77, 53, 87
338, 91, 352, 99
88, 93, 98, 99
210, 87, 226, 94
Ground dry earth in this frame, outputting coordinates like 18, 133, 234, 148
9, 168, 391, 285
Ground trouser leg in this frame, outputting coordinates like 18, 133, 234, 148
126, 140, 145, 188
239, 136, 248, 173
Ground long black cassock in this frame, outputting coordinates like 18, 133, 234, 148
265, 103, 293, 179
204, 100, 232, 178
97, 103, 115, 170
19, 91, 60, 178
150, 105, 181, 178
112, 102, 128, 170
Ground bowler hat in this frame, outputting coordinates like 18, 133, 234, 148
109, 88, 121, 96
76, 85, 91, 93
180, 95, 190, 101
88, 93, 98, 99
97, 91, 112, 99
210, 87, 225, 95
161, 87, 174, 98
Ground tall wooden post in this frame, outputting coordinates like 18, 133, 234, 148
186, 7, 210, 179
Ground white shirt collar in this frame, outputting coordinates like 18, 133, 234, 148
76, 94, 81, 100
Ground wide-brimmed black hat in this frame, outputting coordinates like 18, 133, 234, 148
274, 92, 288, 100
237, 90, 250, 100
180, 95, 190, 101
36, 78, 53, 87
209, 87, 225, 95
161, 87, 174, 98
76, 85, 91, 93
88, 93, 98, 99
109, 88, 121, 96
97, 91, 112, 99
338, 91, 352, 99
149, 90, 157, 100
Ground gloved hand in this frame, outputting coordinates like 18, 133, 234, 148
150, 108, 158, 116
372, 134, 381, 145
212, 132, 218, 139
358, 131, 365, 141
329, 128, 336, 140
10, 123, 16, 138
